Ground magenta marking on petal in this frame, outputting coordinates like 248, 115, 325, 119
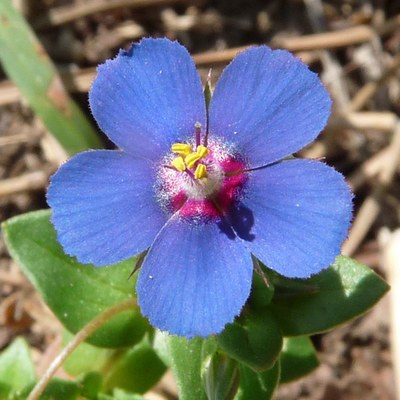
179, 199, 220, 220
176, 157, 247, 221
171, 191, 187, 211
216, 159, 247, 213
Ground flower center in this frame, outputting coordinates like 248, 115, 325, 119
171, 143, 209, 179
155, 124, 247, 222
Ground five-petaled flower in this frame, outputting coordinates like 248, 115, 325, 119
47, 38, 352, 338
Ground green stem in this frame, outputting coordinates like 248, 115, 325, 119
27, 299, 137, 400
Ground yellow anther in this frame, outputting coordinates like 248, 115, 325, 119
196, 145, 208, 158
185, 152, 202, 169
171, 156, 186, 172
194, 163, 207, 179
171, 143, 192, 157
185, 145, 209, 169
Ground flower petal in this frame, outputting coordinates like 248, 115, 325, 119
209, 46, 331, 167
236, 160, 352, 278
89, 38, 206, 160
137, 217, 253, 337
47, 150, 166, 266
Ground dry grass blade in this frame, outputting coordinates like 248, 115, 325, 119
0, 0, 101, 154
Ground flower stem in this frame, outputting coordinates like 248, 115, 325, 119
27, 299, 137, 400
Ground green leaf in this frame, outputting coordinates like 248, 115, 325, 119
0, 0, 101, 154
2, 210, 149, 348
270, 256, 390, 336
64, 331, 165, 395
248, 267, 275, 309
0, 337, 36, 397
0, 382, 11, 399
62, 330, 114, 376
280, 336, 319, 383
154, 332, 216, 400
40, 379, 80, 400
99, 389, 145, 400
217, 310, 283, 372
98, 394, 114, 400
97, 394, 114, 400
104, 336, 166, 394
202, 351, 239, 400
77, 372, 103, 399
21, 379, 80, 400
235, 361, 280, 400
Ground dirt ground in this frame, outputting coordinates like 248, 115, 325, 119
1, 0, 399, 399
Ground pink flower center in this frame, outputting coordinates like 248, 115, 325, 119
156, 132, 247, 222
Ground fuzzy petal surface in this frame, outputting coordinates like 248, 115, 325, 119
89, 38, 206, 160
137, 216, 253, 337
209, 46, 331, 168
236, 160, 352, 278
47, 150, 166, 266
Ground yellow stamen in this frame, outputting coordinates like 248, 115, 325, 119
185, 145, 209, 169
171, 143, 192, 157
194, 163, 207, 179
185, 152, 202, 169
196, 145, 208, 158
171, 156, 186, 171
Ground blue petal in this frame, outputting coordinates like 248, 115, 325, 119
137, 217, 253, 337
236, 160, 352, 278
47, 150, 166, 266
209, 47, 331, 167
89, 38, 206, 160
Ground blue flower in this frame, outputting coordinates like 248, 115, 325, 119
47, 38, 352, 338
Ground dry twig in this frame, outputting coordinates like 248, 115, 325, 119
304, 0, 351, 108
0, 171, 49, 197
329, 111, 398, 133
0, 132, 40, 146
347, 146, 392, 191
272, 25, 375, 52
0, 48, 316, 107
342, 122, 400, 256
303, 109, 398, 159
350, 53, 400, 111
0, 270, 24, 286
379, 228, 400, 400
32, 0, 187, 30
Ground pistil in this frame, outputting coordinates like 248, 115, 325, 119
195, 122, 202, 147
